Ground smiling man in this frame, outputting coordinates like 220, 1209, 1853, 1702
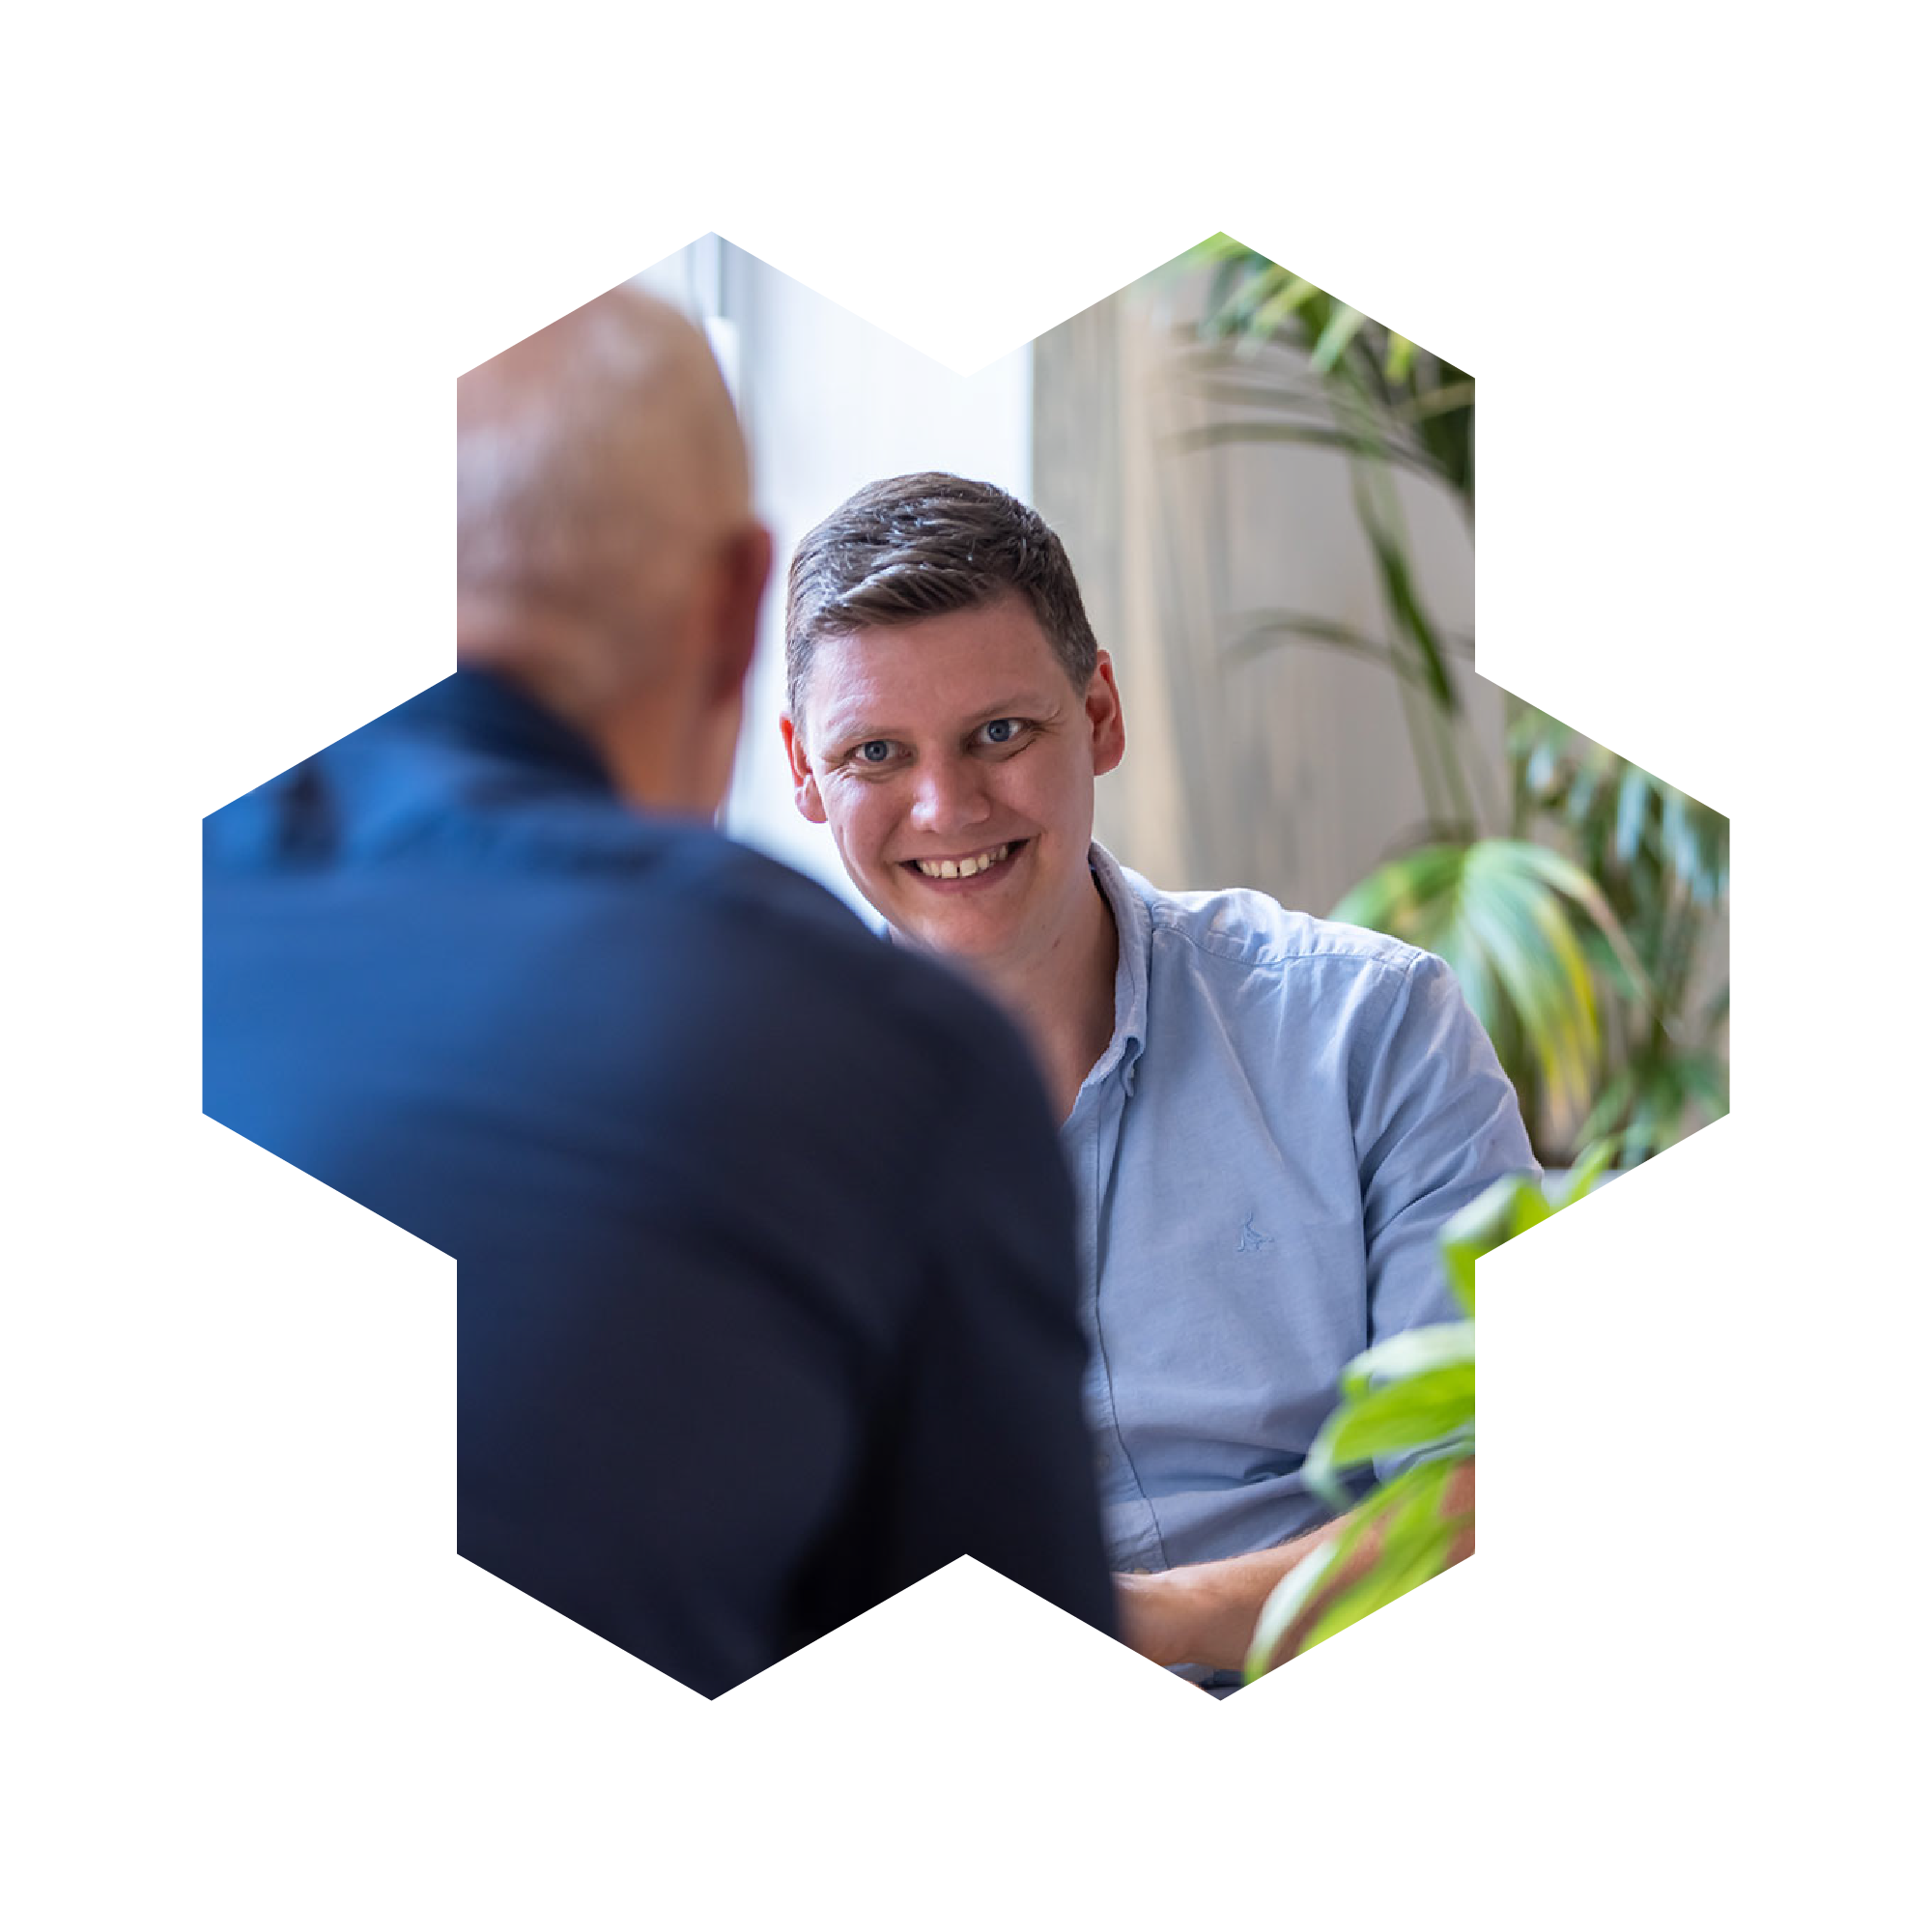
781, 472, 1535, 1691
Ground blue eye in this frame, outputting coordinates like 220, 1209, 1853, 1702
982, 719, 1020, 745
856, 741, 894, 764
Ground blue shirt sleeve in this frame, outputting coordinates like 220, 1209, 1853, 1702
1352, 951, 1533, 1481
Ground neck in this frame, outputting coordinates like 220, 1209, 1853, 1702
978, 867, 1120, 1123
458, 633, 733, 821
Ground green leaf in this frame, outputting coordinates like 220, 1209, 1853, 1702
1580, 1065, 1637, 1147
1310, 303, 1366, 374
1224, 612, 1402, 680
1458, 851, 1598, 1122
1552, 1135, 1619, 1206
1203, 254, 1248, 332
1677, 1052, 1730, 1118
1445, 1159, 1577, 1267
1359, 499, 1458, 713
1243, 1460, 1465, 1679
1384, 332, 1417, 384
1397, 379, 1476, 423
1463, 909, 1582, 1115
1690, 802, 1730, 902
1169, 418, 1453, 493
1660, 783, 1691, 886
1579, 926, 1644, 1008
1565, 749, 1608, 824
1244, 1541, 1340, 1681
1301, 1363, 1475, 1511
1337, 1320, 1476, 1400
1435, 936, 1500, 1044
1613, 762, 1652, 867
1244, 1461, 1445, 1692
1445, 1236, 1499, 1329
1247, 272, 1321, 342
1293, 1510, 1463, 1653
1328, 842, 1461, 933
1495, 839, 1656, 1009
1414, 404, 1468, 506
1328, 838, 1647, 1138
1515, 869, 1599, 1105
1522, 730, 1569, 808
1453, 858, 1577, 1121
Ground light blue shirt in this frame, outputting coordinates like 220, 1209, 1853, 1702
1066, 844, 1534, 1579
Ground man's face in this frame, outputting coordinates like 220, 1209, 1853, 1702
781, 592, 1124, 976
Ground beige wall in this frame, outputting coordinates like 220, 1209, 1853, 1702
1033, 270, 1499, 916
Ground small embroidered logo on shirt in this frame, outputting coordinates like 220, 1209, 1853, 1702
1236, 1214, 1274, 1253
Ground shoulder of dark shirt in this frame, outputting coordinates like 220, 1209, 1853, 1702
674, 832, 1055, 1107
213, 754, 1047, 1126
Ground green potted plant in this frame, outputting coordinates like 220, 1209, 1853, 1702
1174, 238, 1727, 1164
1244, 1147, 1611, 1677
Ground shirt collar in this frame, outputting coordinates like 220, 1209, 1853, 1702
1085, 840, 1151, 1097
390, 668, 614, 792
877, 839, 1154, 1096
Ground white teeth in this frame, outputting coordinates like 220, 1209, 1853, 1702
917, 843, 1009, 879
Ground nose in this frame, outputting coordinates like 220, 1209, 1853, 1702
908, 755, 994, 839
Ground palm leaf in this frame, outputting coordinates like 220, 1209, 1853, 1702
1167, 419, 1454, 493
1222, 610, 1474, 690
1457, 853, 1598, 1123
1202, 254, 1248, 331
1246, 272, 1321, 346
1613, 762, 1651, 867
1356, 489, 1459, 712
1331, 838, 1645, 1131
1496, 840, 1656, 1009
1309, 303, 1367, 374
1579, 1065, 1638, 1148
1332, 841, 1463, 923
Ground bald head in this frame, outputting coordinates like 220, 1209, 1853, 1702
458, 286, 770, 813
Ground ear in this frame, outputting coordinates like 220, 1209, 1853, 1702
1086, 651, 1126, 777
780, 712, 828, 824
707, 522, 774, 703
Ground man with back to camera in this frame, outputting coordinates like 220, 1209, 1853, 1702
780, 472, 1534, 1690
202, 298, 1117, 1698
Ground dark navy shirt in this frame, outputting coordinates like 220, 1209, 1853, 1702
203, 670, 1115, 1695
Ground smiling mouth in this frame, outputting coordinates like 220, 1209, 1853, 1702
902, 840, 1023, 881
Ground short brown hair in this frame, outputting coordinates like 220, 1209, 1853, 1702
783, 472, 1098, 720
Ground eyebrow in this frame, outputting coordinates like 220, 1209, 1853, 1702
820, 693, 1064, 749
